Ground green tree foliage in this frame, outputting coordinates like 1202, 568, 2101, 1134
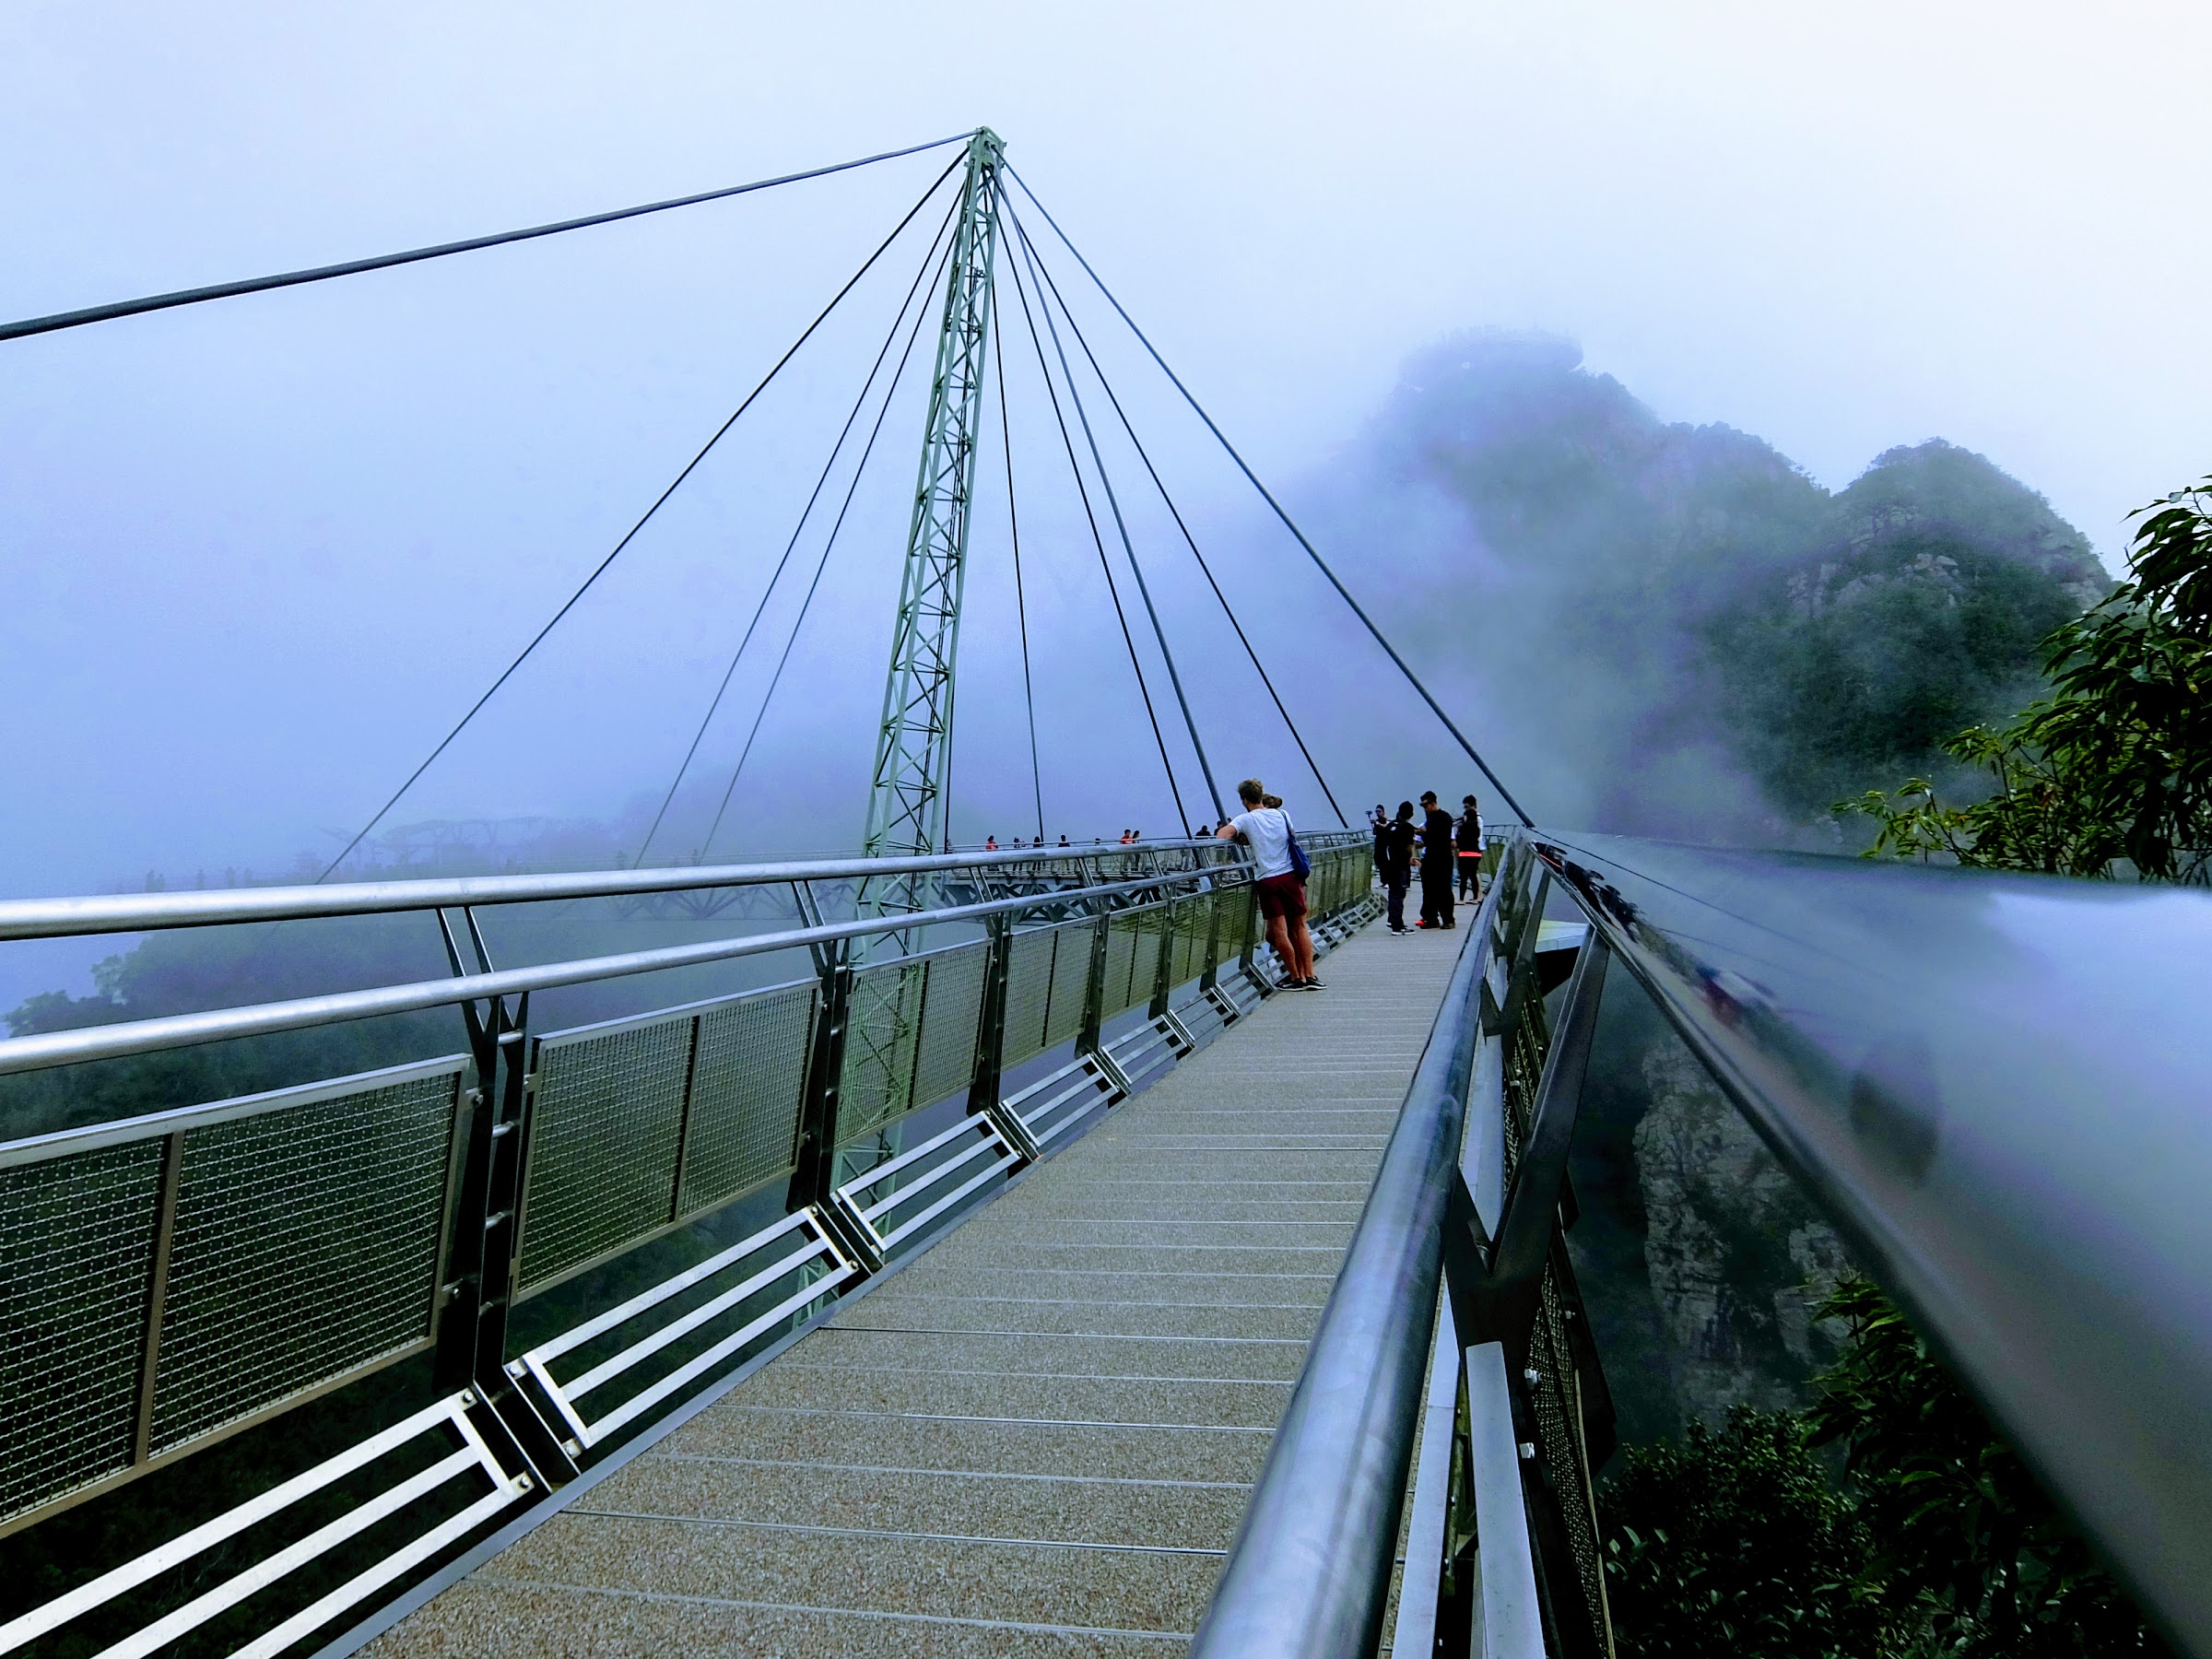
1601, 1406, 1890, 1658
1842, 478, 2212, 881
1805, 1277, 2168, 1657
1605, 1278, 2172, 1658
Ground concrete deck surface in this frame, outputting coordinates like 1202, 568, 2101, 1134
366, 918, 1465, 1657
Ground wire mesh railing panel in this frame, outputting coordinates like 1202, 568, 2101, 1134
519, 1014, 694, 1292
1000, 926, 1059, 1067
149, 1065, 464, 1453
0, 1138, 163, 1524
1535, 1264, 1610, 1651
677, 982, 817, 1217
1043, 923, 1093, 1049
1207, 886, 1246, 971
1133, 905, 1169, 1007
912, 943, 987, 1109
839, 958, 925, 1143
1101, 912, 1143, 1019
1168, 892, 1207, 988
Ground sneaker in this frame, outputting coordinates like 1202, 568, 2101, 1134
1304, 976, 1326, 989
1286, 978, 1321, 992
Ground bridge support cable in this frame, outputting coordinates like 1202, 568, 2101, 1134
318, 156, 966, 880
0, 135, 971, 344
1000, 229, 1192, 834
1009, 216, 1226, 827
636, 190, 965, 864
1005, 204, 1347, 829
699, 219, 960, 857
1005, 167, 1535, 827
991, 303, 1048, 844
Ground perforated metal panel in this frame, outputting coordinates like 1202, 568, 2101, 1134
1129, 907, 1168, 1012
678, 982, 816, 1216
520, 1013, 694, 1291
839, 959, 924, 1142
151, 1066, 462, 1453
1169, 893, 1207, 988
0, 1139, 162, 1523
1101, 912, 1142, 1018
1042, 922, 1093, 1048
911, 944, 986, 1109
999, 927, 1058, 1066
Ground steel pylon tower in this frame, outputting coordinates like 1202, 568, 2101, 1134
860, 127, 1005, 909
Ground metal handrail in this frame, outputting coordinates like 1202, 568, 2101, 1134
1535, 831, 2212, 1654
0, 866, 1233, 1078
1189, 869, 1501, 1656
0, 840, 1240, 941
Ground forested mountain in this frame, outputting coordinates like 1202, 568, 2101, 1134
1354, 333, 2107, 834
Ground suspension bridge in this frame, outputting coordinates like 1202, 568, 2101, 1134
4, 129, 2211, 1659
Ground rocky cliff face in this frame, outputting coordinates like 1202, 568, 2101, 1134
1630, 1037, 1849, 1422
1568, 978, 1850, 1447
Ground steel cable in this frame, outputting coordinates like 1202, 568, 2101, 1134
1008, 217, 1225, 826
318, 155, 964, 879
1005, 165, 1535, 826
634, 189, 964, 864
1000, 223, 1192, 834
992, 303, 1048, 843
2, 135, 971, 343
1006, 203, 1347, 828
698, 221, 959, 856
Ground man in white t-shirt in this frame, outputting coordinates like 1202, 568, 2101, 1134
1215, 777, 1319, 990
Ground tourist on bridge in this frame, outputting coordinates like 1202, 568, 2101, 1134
984, 834, 998, 851
1417, 791, 1455, 929
1380, 801, 1416, 934
1216, 778, 1320, 990
1456, 794, 1485, 901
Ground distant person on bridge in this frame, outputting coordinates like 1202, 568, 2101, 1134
1456, 794, 1485, 901
984, 834, 998, 851
1380, 801, 1416, 934
1216, 778, 1319, 990
1416, 791, 1455, 929
1057, 834, 1070, 848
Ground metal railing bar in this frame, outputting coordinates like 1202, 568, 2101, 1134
99, 1446, 486, 1659
1189, 873, 1501, 1659
227, 1482, 519, 1659
1465, 1339, 1546, 1659
0, 871, 1207, 1079
589, 1271, 857, 1442
0, 1394, 476, 1652
1390, 1288, 1462, 1659
561, 1236, 838, 1403
0, 1053, 471, 1167
853, 1132, 1005, 1222
841, 1113, 994, 1198
525, 1210, 820, 1365
1001, 1053, 1088, 1109
0, 841, 1242, 941
874, 1148, 1025, 1249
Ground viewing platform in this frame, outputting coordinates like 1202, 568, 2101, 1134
364, 922, 1462, 1656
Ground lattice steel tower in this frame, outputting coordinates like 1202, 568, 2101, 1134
860, 127, 1005, 900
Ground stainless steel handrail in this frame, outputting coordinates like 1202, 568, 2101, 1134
1533, 831, 2212, 1654
0, 868, 1229, 1078
1189, 872, 1500, 1657
0, 840, 1238, 941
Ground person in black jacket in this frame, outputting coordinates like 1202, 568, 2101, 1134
1455, 794, 1485, 901
1379, 801, 1416, 933
1417, 791, 1455, 928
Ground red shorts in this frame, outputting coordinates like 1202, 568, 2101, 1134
1255, 871, 1307, 923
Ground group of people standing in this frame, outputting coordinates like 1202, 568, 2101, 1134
1371, 793, 1483, 934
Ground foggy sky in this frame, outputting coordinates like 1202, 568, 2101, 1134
4, 0, 2206, 957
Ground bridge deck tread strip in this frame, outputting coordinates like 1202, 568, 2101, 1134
365, 918, 1465, 1657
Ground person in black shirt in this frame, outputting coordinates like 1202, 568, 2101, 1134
1379, 801, 1416, 933
1417, 791, 1455, 928
1455, 794, 1485, 901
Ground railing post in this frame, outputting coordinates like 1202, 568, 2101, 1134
788, 944, 854, 1214
967, 913, 1014, 1121
1077, 905, 1112, 1058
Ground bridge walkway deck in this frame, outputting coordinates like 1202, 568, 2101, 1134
367, 919, 1464, 1657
